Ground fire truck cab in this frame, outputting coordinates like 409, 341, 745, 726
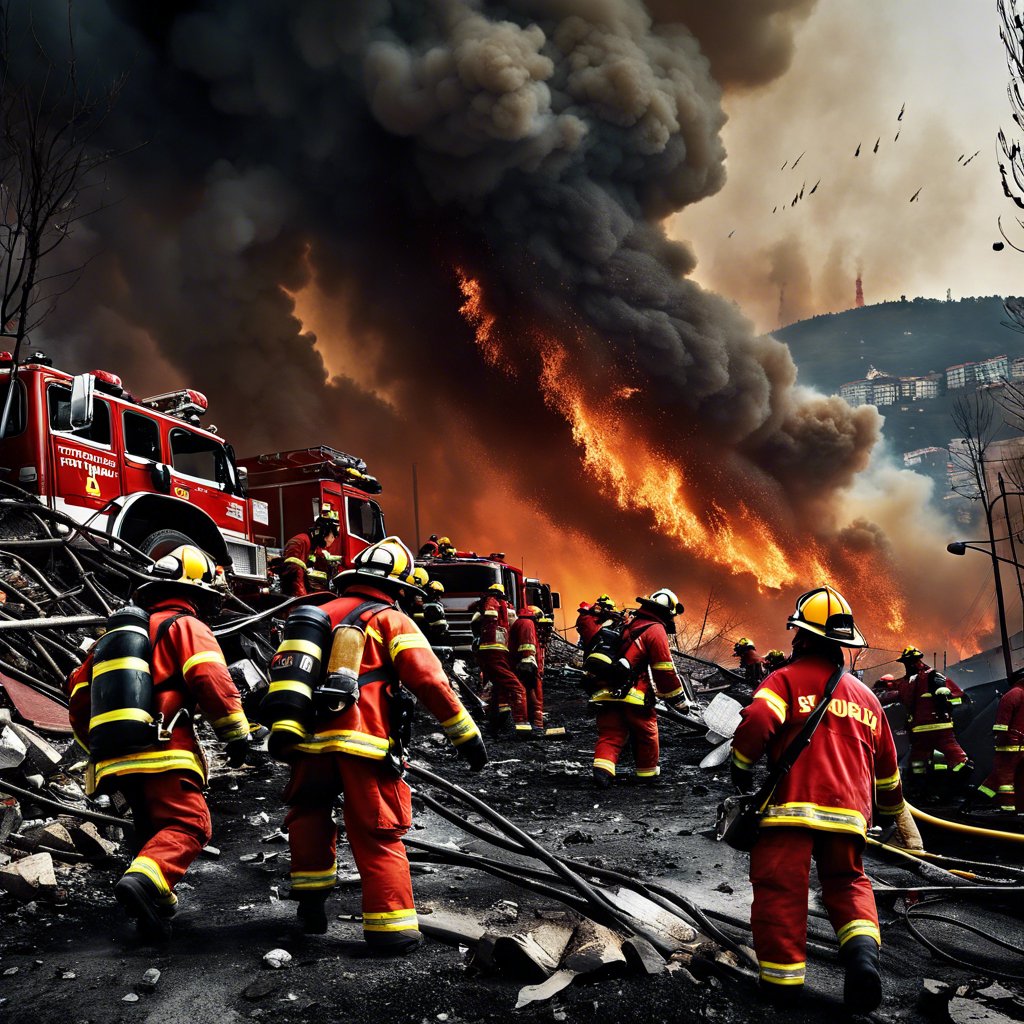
0, 355, 266, 578
235, 447, 386, 569
417, 551, 560, 649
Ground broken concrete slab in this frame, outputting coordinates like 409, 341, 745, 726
515, 968, 576, 1008
0, 723, 28, 770
21, 821, 77, 857
622, 935, 667, 975
0, 795, 21, 842
9, 724, 62, 776
0, 852, 57, 901
948, 995, 1021, 1024
604, 887, 699, 949
417, 909, 487, 947
66, 821, 119, 860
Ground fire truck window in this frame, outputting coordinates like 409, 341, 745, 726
419, 564, 501, 593
123, 412, 161, 461
48, 385, 111, 446
0, 381, 26, 438
169, 427, 229, 486
347, 497, 385, 543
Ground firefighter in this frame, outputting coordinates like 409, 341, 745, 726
734, 638, 766, 684
973, 665, 1024, 814
277, 511, 341, 597
418, 535, 440, 558
473, 582, 531, 737
422, 580, 450, 646
403, 567, 430, 617
575, 594, 618, 649
510, 605, 549, 733
730, 586, 903, 1012
437, 536, 457, 558
876, 645, 971, 794
281, 536, 487, 952
66, 545, 251, 941
764, 649, 788, 674
590, 589, 690, 787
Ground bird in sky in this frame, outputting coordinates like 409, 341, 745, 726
792, 150, 806, 169
809, 179, 820, 195
781, 160, 787, 170
798, 182, 805, 200
898, 102, 905, 121
727, 230, 735, 237
963, 150, 980, 166
873, 137, 880, 153
772, 205, 777, 213
894, 130, 901, 142
855, 143, 861, 157
910, 187, 922, 202
957, 153, 965, 163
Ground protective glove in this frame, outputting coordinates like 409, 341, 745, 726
226, 737, 251, 768
730, 761, 754, 794
456, 734, 488, 772
665, 694, 692, 714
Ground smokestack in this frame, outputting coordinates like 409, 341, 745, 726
855, 273, 865, 308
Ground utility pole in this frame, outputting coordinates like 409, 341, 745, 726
412, 463, 421, 548
983, 471, 1015, 681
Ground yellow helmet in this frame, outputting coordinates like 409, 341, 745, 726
594, 593, 614, 608
427, 580, 445, 595
733, 637, 755, 653
333, 536, 416, 594
137, 544, 221, 604
409, 567, 430, 588
898, 645, 923, 663
786, 586, 866, 648
487, 582, 505, 595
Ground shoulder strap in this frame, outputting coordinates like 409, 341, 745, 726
620, 620, 656, 652
754, 664, 846, 812
153, 611, 191, 649
337, 599, 393, 628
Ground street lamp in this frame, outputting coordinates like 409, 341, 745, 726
946, 473, 1024, 682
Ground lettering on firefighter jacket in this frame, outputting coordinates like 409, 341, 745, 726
67, 598, 249, 792
731, 653, 904, 838
588, 611, 684, 706
291, 584, 480, 758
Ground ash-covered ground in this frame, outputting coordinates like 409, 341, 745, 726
1, 653, 1022, 1024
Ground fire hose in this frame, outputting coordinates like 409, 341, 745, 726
907, 800, 1024, 845
405, 761, 757, 970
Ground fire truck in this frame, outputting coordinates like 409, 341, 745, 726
417, 550, 560, 648
0, 354, 384, 586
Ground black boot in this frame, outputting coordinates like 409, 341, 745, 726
114, 873, 173, 942
359, 930, 423, 957
296, 892, 329, 934
758, 980, 802, 1008
593, 767, 613, 789
841, 935, 882, 1015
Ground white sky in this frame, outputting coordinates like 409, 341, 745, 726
675, 0, 1022, 332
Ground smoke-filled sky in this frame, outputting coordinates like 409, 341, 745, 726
11, 0, 1011, 662
680, 0, 1020, 331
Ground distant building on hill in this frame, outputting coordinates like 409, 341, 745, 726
946, 354, 1008, 389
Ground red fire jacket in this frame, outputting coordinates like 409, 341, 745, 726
510, 614, 539, 678
589, 611, 684, 707
739, 649, 765, 684
475, 594, 510, 653
67, 598, 249, 793
291, 585, 480, 759
278, 532, 334, 597
879, 663, 965, 734
994, 679, 1024, 751
732, 653, 904, 838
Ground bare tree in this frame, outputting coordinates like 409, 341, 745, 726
998, 0, 1024, 251
0, 3, 127, 431
672, 587, 743, 663
948, 391, 998, 505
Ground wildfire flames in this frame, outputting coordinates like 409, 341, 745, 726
456, 268, 915, 651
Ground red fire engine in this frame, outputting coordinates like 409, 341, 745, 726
0, 355, 384, 587
417, 549, 560, 648
235, 447, 386, 566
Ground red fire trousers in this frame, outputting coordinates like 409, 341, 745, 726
750, 827, 880, 990
524, 674, 544, 730
978, 751, 1023, 811
593, 705, 660, 779
117, 771, 211, 909
479, 650, 529, 730
909, 726, 970, 777
284, 753, 419, 943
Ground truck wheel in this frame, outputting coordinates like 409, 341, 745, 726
139, 529, 195, 560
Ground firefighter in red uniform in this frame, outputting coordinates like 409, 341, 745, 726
277, 511, 341, 597
474, 583, 531, 737
734, 638, 766, 684
764, 649, 788, 674
974, 666, 1024, 814
282, 537, 487, 952
66, 545, 251, 940
876, 645, 971, 793
590, 589, 690, 787
731, 586, 903, 1013
510, 605, 552, 733
575, 594, 617, 649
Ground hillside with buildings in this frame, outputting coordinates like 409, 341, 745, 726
776, 296, 1024, 510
